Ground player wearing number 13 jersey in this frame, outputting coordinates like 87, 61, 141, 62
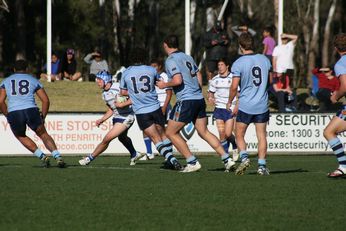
0, 60, 65, 168
227, 33, 271, 176
158, 34, 236, 173
120, 48, 182, 170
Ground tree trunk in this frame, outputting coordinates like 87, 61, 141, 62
307, 0, 320, 87
274, 0, 278, 40
112, 0, 122, 65
15, 0, 26, 60
148, 0, 160, 60
247, 0, 254, 19
206, 6, 215, 31
322, 0, 337, 67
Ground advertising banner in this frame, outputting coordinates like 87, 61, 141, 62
0, 113, 341, 155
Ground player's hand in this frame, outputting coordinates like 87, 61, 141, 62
96, 119, 103, 127
232, 105, 238, 116
226, 102, 232, 111
115, 101, 125, 108
161, 106, 167, 115
208, 97, 215, 105
40, 112, 46, 124
330, 92, 338, 104
156, 80, 166, 89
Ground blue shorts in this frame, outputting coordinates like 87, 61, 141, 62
213, 108, 234, 122
336, 105, 346, 120
136, 108, 165, 131
236, 110, 270, 125
7, 107, 43, 137
170, 99, 207, 124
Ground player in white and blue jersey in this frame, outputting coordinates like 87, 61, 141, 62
208, 58, 239, 161
157, 34, 235, 173
120, 48, 182, 170
0, 60, 65, 167
227, 33, 271, 176
140, 58, 173, 161
323, 33, 346, 178
79, 71, 143, 166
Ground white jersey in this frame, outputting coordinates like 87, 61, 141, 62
272, 41, 295, 73
102, 82, 134, 119
155, 72, 171, 107
208, 73, 238, 109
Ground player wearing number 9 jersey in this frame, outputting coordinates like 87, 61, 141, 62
158, 34, 236, 173
227, 33, 271, 176
120, 48, 183, 170
0, 60, 65, 168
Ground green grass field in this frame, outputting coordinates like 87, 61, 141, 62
0, 155, 345, 231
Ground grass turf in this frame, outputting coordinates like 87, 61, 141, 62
0, 155, 346, 231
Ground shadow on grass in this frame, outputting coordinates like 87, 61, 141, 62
208, 168, 308, 174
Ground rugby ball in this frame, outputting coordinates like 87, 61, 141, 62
117, 95, 127, 103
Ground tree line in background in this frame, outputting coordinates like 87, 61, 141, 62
0, 0, 345, 87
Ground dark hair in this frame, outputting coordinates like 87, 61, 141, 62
264, 25, 275, 36
217, 57, 229, 66
163, 34, 179, 49
129, 47, 148, 65
14, 59, 28, 72
238, 33, 254, 50
334, 33, 346, 53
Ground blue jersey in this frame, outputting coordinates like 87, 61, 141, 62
120, 65, 160, 114
231, 54, 271, 114
0, 73, 43, 112
335, 55, 346, 77
165, 51, 203, 101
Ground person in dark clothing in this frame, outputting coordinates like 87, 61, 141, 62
203, 21, 230, 82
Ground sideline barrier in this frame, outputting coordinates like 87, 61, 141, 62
0, 113, 340, 155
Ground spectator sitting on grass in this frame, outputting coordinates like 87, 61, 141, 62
40, 52, 62, 81
84, 49, 109, 82
61, 48, 82, 82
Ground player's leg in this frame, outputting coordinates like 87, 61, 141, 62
225, 118, 238, 161
79, 122, 128, 165
194, 116, 235, 172
140, 132, 154, 160
324, 113, 346, 177
118, 128, 143, 166
254, 122, 269, 175
234, 121, 250, 175
215, 119, 228, 152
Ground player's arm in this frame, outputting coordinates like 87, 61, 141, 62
157, 74, 182, 89
36, 88, 50, 119
161, 89, 172, 115
115, 97, 132, 108
227, 77, 240, 110
197, 71, 203, 88
207, 91, 215, 105
331, 74, 346, 103
0, 88, 8, 117
96, 108, 113, 127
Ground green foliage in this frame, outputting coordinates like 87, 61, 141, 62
0, 155, 345, 230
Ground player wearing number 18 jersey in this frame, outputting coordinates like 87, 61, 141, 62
157, 34, 235, 173
227, 33, 271, 176
120, 49, 182, 170
0, 60, 65, 167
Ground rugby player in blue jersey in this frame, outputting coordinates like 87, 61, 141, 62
157, 35, 236, 173
0, 60, 65, 167
227, 33, 271, 175
323, 33, 346, 178
120, 48, 183, 170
